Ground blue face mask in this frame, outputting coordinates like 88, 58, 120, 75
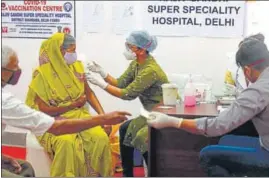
64, 52, 77, 65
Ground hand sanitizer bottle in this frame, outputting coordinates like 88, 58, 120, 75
184, 75, 196, 107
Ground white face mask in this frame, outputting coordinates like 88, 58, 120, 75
64, 52, 77, 65
123, 49, 137, 60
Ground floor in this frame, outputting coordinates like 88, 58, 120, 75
114, 167, 145, 177
2, 146, 145, 177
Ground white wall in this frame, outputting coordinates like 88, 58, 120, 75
247, 1, 269, 45
3, 1, 269, 117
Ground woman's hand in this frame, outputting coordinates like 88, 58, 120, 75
71, 95, 87, 108
103, 125, 112, 136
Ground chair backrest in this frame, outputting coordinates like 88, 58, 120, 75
3, 126, 51, 177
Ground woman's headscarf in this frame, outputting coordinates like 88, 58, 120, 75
26, 33, 85, 108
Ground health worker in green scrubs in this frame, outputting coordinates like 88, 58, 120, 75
85, 30, 169, 177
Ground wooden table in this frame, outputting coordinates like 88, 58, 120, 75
148, 103, 220, 177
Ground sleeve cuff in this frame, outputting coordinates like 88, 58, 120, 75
117, 78, 125, 89
32, 115, 55, 136
120, 88, 136, 100
195, 117, 208, 135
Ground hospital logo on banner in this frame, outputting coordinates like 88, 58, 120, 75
63, 27, 71, 34
63, 2, 73, 12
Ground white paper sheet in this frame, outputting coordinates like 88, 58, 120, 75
140, 108, 150, 119
217, 106, 228, 113
157, 106, 174, 109
111, 1, 136, 35
82, 1, 105, 33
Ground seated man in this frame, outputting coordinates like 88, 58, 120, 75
223, 34, 265, 138
147, 38, 269, 176
224, 33, 265, 95
1, 45, 129, 177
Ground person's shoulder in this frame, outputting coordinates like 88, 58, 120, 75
146, 56, 164, 72
129, 60, 137, 66
256, 67, 269, 88
2, 89, 14, 101
74, 60, 85, 68
32, 69, 40, 79
76, 60, 83, 65
72, 60, 85, 73
244, 68, 269, 99
126, 60, 138, 71
262, 67, 269, 76
2, 89, 21, 107
148, 55, 160, 66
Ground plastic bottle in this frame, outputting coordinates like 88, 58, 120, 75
184, 75, 196, 107
205, 85, 212, 103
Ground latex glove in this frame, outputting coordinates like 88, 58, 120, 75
85, 73, 108, 89
147, 111, 183, 129
87, 61, 108, 78
223, 83, 236, 96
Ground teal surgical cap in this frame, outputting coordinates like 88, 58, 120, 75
62, 34, 76, 49
126, 30, 158, 53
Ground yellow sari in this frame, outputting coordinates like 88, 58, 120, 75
25, 33, 114, 177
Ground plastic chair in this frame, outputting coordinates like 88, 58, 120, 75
2, 126, 51, 177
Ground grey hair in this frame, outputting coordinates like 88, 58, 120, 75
236, 39, 269, 71
62, 34, 76, 49
2, 45, 16, 67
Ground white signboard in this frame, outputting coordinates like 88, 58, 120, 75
141, 1, 246, 38
1, 0, 75, 39
112, 1, 136, 35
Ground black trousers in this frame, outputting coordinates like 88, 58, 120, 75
119, 120, 148, 177
228, 120, 258, 137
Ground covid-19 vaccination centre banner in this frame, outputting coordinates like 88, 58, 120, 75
141, 1, 246, 38
1, 0, 75, 39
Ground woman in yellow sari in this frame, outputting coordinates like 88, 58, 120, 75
25, 33, 115, 177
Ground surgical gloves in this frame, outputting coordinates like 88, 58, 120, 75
85, 73, 108, 89
147, 112, 183, 129
87, 61, 108, 79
